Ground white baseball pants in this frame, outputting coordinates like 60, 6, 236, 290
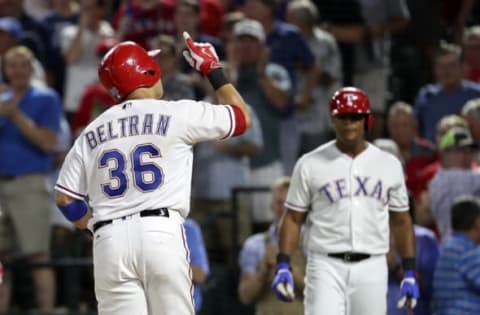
305, 252, 388, 315
92, 211, 195, 315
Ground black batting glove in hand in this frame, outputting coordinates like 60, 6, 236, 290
182, 31, 222, 76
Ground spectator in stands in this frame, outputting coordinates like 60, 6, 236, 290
220, 10, 245, 44
243, 0, 316, 175
198, 0, 225, 38
60, 0, 114, 122
71, 37, 117, 137
433, 196, 480, 315
388, 0, 443, 104
0, 0, 55, 85
238, 176, 305, 315
429, 126, 480, 242
463, 25, 480, 83
312, 0, 364, 86
286, 0, 341, 154
174, 0, 224, 100
0, 17, 47, 88
150, 34, 196, 101
414, 115, 470, 230
353, 0, 410, 119
441, 0, 478, 44
42, 0, 80, 96
113, 0, 175, 48
462, 98, 480, 146
414, 42, 480, 143
387, 102, 437, 199
183, 218, 209, 314
174, 0, 223, 53
0, 45, 61, 313
220, 11, 245, 70
227, 18, 289, 227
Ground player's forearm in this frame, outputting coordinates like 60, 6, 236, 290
73, 209, 92, 230
215, 83, 251, 128
278, 210, 303, 256
10, 110, 57, 153
390, 212, 416, 265
55, 191, 92, 230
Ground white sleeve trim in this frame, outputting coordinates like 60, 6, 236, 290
389, 204, 409, 212
220, 105, 235, 140
285, 201, 308, 212
54, 184, 86, 200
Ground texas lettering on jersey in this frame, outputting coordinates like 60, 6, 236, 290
318, 176, 389, 205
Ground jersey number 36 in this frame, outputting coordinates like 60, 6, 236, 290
98, 143, 163, 198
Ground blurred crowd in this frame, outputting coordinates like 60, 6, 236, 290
0, 0, 480, 314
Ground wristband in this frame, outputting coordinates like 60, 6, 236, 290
207, 68, 229, 90
58, 198, 88, 221
402, 257, 416, 271
276, 253, 291, 264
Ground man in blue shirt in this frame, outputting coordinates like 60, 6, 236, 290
433, 196, 480, 315
415, 43, 480, 143
0, 45, 61, 313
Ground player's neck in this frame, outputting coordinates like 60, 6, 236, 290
335, 140, 367, 157
127, 88, 159, 100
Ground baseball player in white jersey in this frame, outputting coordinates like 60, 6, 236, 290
271, 87, 419, 315
53, 32, 251, 315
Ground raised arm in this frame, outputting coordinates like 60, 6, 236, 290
182, 32, 251, 130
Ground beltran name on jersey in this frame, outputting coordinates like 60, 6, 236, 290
286, 141, 409, 255
55, 99, 240, 226
85, 110, 172, 150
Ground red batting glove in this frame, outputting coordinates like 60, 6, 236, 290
182, 31, 222, 76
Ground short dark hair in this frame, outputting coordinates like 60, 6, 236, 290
451, 196, 480, 231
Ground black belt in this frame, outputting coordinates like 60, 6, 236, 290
93, 208, 170, 233
0, 175, 16, 181
328, 252, 371, 262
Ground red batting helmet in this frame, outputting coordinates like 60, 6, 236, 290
329, 86, 374, 130
98, 41, 162, 101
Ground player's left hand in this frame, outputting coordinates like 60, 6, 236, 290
397, 270, 419, 309
182, 31, 222, 76
272, 262, 295, 302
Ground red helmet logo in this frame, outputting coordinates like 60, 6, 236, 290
330, 87, 374, 130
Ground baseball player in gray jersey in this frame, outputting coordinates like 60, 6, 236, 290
54, 32, 251, 315
271, 87, 419, 315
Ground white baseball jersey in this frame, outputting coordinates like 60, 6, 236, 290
286, 140, 409, 255
55, 99, 237, 225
